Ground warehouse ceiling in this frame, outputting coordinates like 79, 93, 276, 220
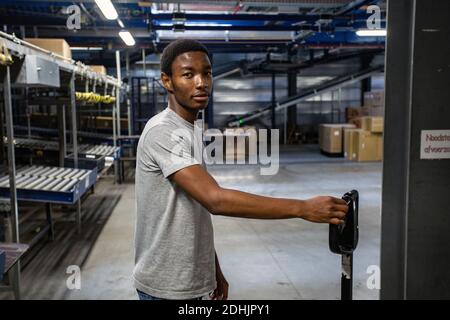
0, 0, 386, 66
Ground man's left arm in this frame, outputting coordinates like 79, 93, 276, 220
210, 251, 229, 300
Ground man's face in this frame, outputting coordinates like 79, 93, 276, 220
162, 51, 213, 111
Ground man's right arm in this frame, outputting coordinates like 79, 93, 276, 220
170, 164, 348, 225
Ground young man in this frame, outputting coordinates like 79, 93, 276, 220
133, 39, 348, 300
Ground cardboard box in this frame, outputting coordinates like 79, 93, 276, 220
345, 107, 363, 122
361, 116, 384, 133
25, 38, 72, 60
364, 90, 385, 108
319, 124, 356, 154
349, 116, 384, 133
377, 133, 384, 159
89, 65, 107, 75
353, 130, 383, 162
349, 117, 362, 129
362, 105, 384, 117
344, 128, 364, 160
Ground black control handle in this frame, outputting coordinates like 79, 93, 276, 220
329, 190, 359, 300
329, 190, 359, 255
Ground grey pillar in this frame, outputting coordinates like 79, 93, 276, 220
381, 0, 450, 299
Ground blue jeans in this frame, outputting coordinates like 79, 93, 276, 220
137, 290, 203, 300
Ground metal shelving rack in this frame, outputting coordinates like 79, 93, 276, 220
0, 31, 124, 299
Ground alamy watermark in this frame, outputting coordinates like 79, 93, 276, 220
65, 5, 81, 30
366, 5, 382, 30
170, 121, 280, 176
66, 265, 81, 290
366, 264, 381, 290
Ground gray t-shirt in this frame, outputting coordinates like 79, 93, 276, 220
133, 107, 216, 299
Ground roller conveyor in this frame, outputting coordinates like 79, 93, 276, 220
0, 166, 97, 204
12, 138, 122, 160
81, 145, 121, 159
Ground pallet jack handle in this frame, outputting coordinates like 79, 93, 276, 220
329, 190, 359, 300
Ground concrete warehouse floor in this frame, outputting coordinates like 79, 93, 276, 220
1, 145, 381, 300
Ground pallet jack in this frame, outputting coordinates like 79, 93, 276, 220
329, 190, 359, 300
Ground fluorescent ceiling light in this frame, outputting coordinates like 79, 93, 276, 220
95, 0, 118, 20
71, 47, 104, 51
119, 31, 136, 46
117, 19, 124, 28
356, 29, 387, 37
160, 22, 232, 27
186, 22, 232, 27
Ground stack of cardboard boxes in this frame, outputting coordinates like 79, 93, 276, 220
321, 90, 385, 162
319, 124, 356, 155
363, 90, 385, 116
345, 90, 384, 161
343, 117, 383, 161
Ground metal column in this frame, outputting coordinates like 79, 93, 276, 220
126, 51, 132, 136
116, 51, 121, 136
360, 54, 373, 106
0, 86, 4, 166
114, 50, 121, 183
69, 72, 81, 233
3, 65, 21, 299
57, 104, 66, 167
69, 73, 78, 168
381, 0, 450, 299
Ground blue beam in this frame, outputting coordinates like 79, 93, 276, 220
151, 13, 333, 23
153, 25, 331, 32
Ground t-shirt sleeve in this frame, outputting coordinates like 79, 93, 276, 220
143, 124, 200, 178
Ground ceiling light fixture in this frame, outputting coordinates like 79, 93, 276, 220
94, 0, 118, 20
119, 30, 136, 46
71, 47, 104, 51
356, 29, 387, 37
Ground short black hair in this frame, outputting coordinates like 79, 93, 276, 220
160, 39, 210, 76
